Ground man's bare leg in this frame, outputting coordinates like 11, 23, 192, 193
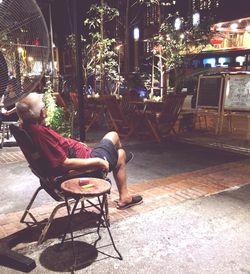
113, 149, 132, 204
102, 131, 133, 204
102, 131, 122, 149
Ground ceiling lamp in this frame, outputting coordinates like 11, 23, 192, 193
217, 27, 224, 32
230, 23, 238, 31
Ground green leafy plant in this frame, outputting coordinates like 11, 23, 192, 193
84, 3, 123, 94
153, 15, 214, 92
43, 82, 71, 137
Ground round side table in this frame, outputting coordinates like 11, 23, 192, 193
60, 177, 122, 268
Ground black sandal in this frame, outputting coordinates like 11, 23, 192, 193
116, 195, 143, 209
125, 151, 134, 164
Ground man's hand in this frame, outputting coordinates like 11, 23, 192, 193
1, 108, 7, 115
99, 158, 109, 172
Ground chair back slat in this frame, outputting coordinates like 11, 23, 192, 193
9, 124, 45, 177
9, 124, 63, 201
102, 95, 127, 123
55, 93, 67, 108
159, 93, 186, 123
102, 95, 133, 138
69, 92, 79, 109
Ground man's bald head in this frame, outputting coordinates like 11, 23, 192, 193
16, 92, 45, 123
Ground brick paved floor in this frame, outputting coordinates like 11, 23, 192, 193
2, 123, 250, 247
1, 158, 250, 241
0, 150, 24, 164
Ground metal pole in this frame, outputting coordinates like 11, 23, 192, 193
49, 3, 55, 77
73, 0, 85, 141
117, 46, 121, 95
134, 40, 139, 72
100, 0, 104, 94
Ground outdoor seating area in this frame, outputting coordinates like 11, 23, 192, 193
1, 0, 250, 273
2, 90, 250, 152
66, 92, 188, 143
59, 91, 250, 150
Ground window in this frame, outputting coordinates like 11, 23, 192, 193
203, 58, 216, 68
218, 57, 230, 67
192, 59, 201, 68
236, 56, 246, 66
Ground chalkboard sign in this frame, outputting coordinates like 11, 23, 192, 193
224, 74, 250, 111
196, 75, 223, 109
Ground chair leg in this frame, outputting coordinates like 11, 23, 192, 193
124, 126, 135, 141
88, 112, 101, 132
6, 124, 10, 139
1, 123, 5, 148
38, 199, 76, 245
20, 186, 43, 224
146, 119, 161, 143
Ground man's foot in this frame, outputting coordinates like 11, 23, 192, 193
125, 151, 134, 164
116, 195, 143, 210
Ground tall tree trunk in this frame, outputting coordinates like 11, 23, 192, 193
124, 0, 130, 75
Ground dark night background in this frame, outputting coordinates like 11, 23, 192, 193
38, 0, 93, 47
38, 0, 250, 46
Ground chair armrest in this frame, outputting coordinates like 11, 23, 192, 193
54, 168, 108, 187
64, 168, 107, 179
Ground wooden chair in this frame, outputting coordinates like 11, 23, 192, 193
102, 95, 135, 139
69, 92, 101, 132
142, 93, 187, 142
54, 92, 67, 109
69, 92, 78, 110
85, 97, 105, 131
120, 93, 143, 118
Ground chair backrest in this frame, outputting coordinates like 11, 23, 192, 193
54, 92, 67, 109
159, 93, 186, 123
120, 93, 141, 113
69, 92, 79, 109
9, 124, 63, 201
102, 95, 127, 123
9, 124, 46, 177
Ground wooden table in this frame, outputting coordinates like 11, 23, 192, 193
85, 97, 107, 131
61, 177, 111, 198
129, 100, 164, 114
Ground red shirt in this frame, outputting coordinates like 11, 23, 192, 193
23, 123, 92, 175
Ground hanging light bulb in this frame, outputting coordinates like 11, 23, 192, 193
174, 18, 181, 30
230, 23, 238, 32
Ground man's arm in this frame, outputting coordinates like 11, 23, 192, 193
63, 157, 109, 172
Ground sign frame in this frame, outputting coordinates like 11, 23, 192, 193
223, 74, 250, 111
196, 75, 224, 111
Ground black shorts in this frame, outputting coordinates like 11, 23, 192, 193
90, 139, 118, 172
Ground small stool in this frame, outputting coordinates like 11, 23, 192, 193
1, 121, 19, 148
60, 177, 122, 268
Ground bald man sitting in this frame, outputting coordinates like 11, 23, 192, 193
16, 93, 143, 210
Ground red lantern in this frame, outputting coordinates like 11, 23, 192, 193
210, 36, 224, 45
